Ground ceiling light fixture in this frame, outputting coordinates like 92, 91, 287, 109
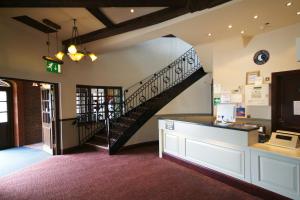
286, 2, 292, 7
228, 24, 233, 29
253, 15, 258, 19
67, 19, 97, 62
42, 33, 63, 64
297, 11, 300, 15
208, 33, 212, 37
54, 31, 64, 61
241, 30, 245, 34
130, 9, 135, 13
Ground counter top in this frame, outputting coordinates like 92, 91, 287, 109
251, 143, 300, 160
158, 115, 259, 132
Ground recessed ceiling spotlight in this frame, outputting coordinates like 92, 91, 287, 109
297, 11, 300, 15
253, 15, 258, 19
241, 30, 245, 34
130, 8, 135, 13
208, 33, 212, 37
228, 24, 233, 29
286, 2, 292, 7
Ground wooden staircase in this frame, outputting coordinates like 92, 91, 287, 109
79, 48, 207, 154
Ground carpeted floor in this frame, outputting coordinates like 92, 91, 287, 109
0, 146, 51, 177
0, 145, 262, 200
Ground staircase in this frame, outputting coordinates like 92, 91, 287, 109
78, 47, 207, 154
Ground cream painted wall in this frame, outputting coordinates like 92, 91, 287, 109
195, 23, 300, 119
127, 73, 212, 145
0, 19, 211, 149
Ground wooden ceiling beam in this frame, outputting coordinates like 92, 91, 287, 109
86, 7, 115, 28
0, 0, 187, 7
13, 15, 57, 33
62, 7, 189, 46
62, 0, 232, 45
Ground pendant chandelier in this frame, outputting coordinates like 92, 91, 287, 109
67, 19, 97, 62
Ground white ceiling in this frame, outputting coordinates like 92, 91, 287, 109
0, 7, 166, 40
84, 0, 300, 53
0, 0, 299, 53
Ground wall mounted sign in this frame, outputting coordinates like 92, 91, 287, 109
253, 50, 270, 65
246, 71, 260, 85
213, 97, 221, 105
46, 60, 62, 74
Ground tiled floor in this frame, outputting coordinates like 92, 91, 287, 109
0, 143, 51, 177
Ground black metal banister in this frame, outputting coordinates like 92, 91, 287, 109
123, 47, 201, 113
76, 47, 203, 152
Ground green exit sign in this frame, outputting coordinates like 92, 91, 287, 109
46, 60, 62, 74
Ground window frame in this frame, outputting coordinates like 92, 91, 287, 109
76, 85, 123, 123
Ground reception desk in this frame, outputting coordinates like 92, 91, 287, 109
158, 116, 300, 200
158, 117, 259, 182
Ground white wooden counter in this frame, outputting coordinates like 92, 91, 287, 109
158, 119, 258, 182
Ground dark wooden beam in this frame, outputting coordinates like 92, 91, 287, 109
86, 7, 115, 28
63, 7, 189, 46
187, 0, 231, 12
62, 0, 232, 45
0, 0, 187, 7
42, 18, 61, 30
13, 15, 57, 33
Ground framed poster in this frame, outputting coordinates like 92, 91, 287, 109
246, 71, 260, 85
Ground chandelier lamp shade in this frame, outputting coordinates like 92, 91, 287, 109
67, 19, 97, 62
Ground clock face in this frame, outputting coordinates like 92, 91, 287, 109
254, 50, 269, 65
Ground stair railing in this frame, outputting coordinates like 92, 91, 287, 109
105, 117, 111, 149
123, 47, 201, 113
76, 116, 105, 145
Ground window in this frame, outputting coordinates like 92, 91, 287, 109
76, 86, 122, 122
0, 91, 8, 123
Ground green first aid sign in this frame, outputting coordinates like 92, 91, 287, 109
46, 60, 62, 74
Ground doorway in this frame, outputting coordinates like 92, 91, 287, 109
0, 81, 13, 150
272, 70, 300, 132
0, 78, 60, 155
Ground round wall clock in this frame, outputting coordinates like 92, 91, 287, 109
253, 50, 269, 65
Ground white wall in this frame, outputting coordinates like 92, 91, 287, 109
0, 19, 211, 149
195, 23, 300, 119
127, 73, 212, 145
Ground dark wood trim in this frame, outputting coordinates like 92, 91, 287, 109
86, 7, 115, 28
0, 76, 59, 85
63, 7, 189, 45
121, 140, 158, 151
54, 83, 61, 155
60, 118, 77, 122
77, 84, 122, 90
271, 69, 300, 132
13, 15, 57, 33
62, 145, 81, 154
162, 34, 176, 38
0, 0, 186, 7
163, 153, 291, 200
42, 18, 61, 30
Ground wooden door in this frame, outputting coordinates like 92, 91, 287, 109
272, 70, 300, 132
41, 85, 55, 154
0, 86, 12, 149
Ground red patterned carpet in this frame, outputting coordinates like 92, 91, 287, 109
0, 145, 261, 200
